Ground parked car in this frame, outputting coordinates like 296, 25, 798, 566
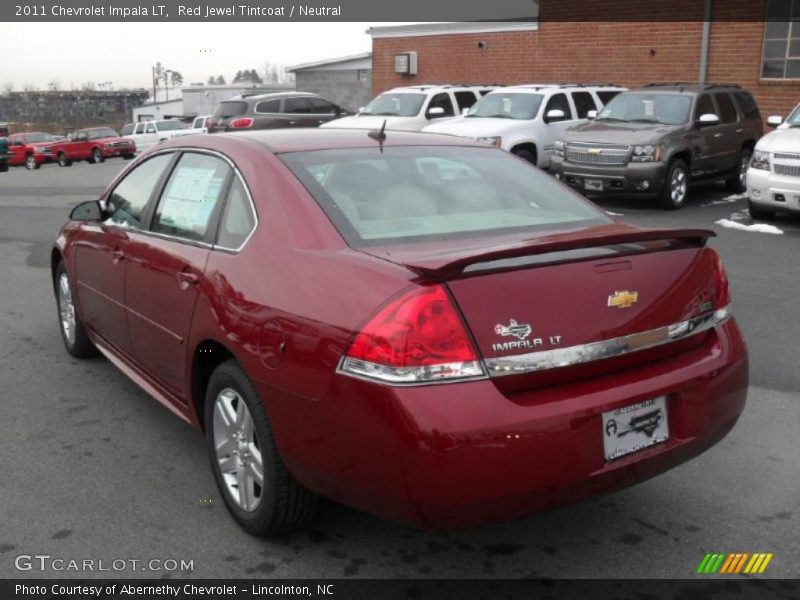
6, 132, 56, 169
188, 115, 211, 134
321, 85, 496, 132
746, 106, 800, 219
423, 84, 626, 167
550, 83, 763, 209
0, 122, 10, 172
208, 92, 346, 132
123, 119, 193, 153
53, 129, 747, 535
50, 127, 136, 167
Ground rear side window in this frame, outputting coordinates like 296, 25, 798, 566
733, 91, 761, 120
217, 178, 257, 249
454, 91, 478, 112
694, 94, 715, 120
107, 153, 173, 228
310, 98, 337, 114
714, 93, 738, 123
213, 101, 247, 119
255, 99, 281, 113
597, 91, 621, 105
427, 93, 455, 117
571, 92, 597, 118
152, 153, 230, 242
285, 97, 313, 114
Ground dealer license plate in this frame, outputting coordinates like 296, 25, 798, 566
602, 396, 669, 461
584, 179, 604, 192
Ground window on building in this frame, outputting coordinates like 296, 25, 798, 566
357, 69, 369, 82
762, 0, 800, 78
571, 92, 597, 118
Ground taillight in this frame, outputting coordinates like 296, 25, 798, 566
228, 117, 253, 129
709, 248, 731, 323
338, 285, 486, 385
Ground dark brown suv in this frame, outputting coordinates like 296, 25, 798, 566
209, 92, 348, 132
550, 83, 763, 209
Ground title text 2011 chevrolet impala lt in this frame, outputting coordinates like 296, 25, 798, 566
52, 129, 748, 535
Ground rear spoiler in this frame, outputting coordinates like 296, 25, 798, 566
395, 227, 715, 276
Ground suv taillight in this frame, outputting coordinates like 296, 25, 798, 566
338, 285, 486, 385
229, 118, 254, 129
709, 248, 731, 323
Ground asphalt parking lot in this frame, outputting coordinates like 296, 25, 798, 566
0, 159, 798, 580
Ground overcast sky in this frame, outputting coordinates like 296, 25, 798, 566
5, 22, 411, 90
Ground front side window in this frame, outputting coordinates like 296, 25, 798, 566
134, 123, 145, 134
426, 93, 455, 117
107, 153, 174, 228
762, 0, 800, 78
361, 93, 426, 117
694, 94, 716, 120
599, 93, 692, 126
466, 93, 543, 120
544, 93, 573, 122
281, 146, 609, 247
152, 153, 230, 242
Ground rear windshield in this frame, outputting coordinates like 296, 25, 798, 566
157, 120, 187, 131
213, 101, 248, 119
598, 93, 691, 125
280, 146, 609, 247
362, 93, 426, 117
467, 93, 544, 120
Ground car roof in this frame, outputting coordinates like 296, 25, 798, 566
487, 84, 625, 94
636, 82, 744, 94
237, 92, 320, 102
384, 85, 495, 94
222, 128, 486, 154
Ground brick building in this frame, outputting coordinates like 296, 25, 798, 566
369, 0, 800, 122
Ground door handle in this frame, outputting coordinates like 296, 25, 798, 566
176, 270, 200, 289
714, 133, 724, 138
736, 128, 744, 133
288, 120, 297, 125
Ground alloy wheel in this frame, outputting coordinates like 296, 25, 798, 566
58, 272, 76, 346
739, 152, 751, 188
670, 167, 687, 206
213, 388, 264, 512
26, 155, 36, 170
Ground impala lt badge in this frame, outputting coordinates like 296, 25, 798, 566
608, 290, 639, 309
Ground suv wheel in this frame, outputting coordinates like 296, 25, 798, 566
25, 154, 40, 170
659, 159, 689, 210
90, 148, 105, 164
726, 148, 752, 193
512, 146, 537, 166
748, 200, 775, 221
58, 153, 72, 168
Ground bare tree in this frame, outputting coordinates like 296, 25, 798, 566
260, 61, 293, 85
22, 84, 35, 93
47, 80, 61, 92
80, 81, 96, 91
2, 82, 13, 95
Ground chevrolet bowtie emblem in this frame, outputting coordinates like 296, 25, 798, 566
608, 290, 639, 309
587, 148, 603, 155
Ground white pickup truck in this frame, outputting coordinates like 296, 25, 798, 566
123, 119, 195, 153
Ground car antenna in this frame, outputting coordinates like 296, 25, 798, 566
368, 119, 387, 152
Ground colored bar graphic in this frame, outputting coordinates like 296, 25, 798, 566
701, 552, 773, 575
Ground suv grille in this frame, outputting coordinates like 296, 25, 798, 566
773, 153, 800, 161
565, 142, 630, 165
774, 164, 800, 177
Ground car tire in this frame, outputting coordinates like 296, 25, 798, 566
659, 159, 689, 210
0, 161, 8, 173
725, 148, 752, 193
122, 153, 135, 160
512, 146, 537, 165
58, 153, 72, 167
55, 262, 96, 358
90, 148, 105, 164
205, 360, 318, 536
748, 200, 776, 221
25, 155, 40, 170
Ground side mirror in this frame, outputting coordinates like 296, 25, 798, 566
767, 115, 783, 127
461, 107, 470, 116
70, 200, 103, 222
427, 106, 446, 119
697, 113, 720, 127
545, 109, 566, 123
586, 110, 597, 119
357, 106, 365, 114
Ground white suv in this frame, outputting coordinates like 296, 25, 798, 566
422, 84, 627, 167
747, 104, 800, 219
321, 85, 496, 132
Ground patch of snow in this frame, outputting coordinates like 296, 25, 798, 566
605, 210, 624, 216
103, 218, 129, 228
715, 219, 783, 235
729, 210, 750, 222
701, 193, 748, 207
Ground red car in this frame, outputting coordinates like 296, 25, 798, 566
7, 132, 56, 169
52, 129, 747, 535
51, 127, 136, 167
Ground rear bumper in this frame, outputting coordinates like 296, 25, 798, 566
550, 157, 669, 198
747, 167, 800, 214
264, 318, 748, 530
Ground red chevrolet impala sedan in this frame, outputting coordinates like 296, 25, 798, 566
52, 129, 748, 535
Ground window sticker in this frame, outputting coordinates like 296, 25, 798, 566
159, 167, 224, 234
